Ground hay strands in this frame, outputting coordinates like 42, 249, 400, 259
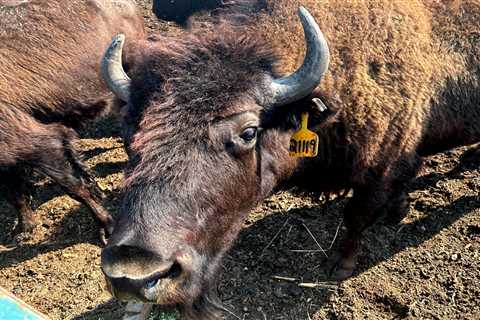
271, 275, 338, 290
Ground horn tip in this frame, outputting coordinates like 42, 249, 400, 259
113, 33, 126, 46
107, 34, 126, 54
298, 6, 309, 16
298, 6, 315, 23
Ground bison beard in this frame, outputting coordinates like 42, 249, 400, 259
102, 0, 480, 318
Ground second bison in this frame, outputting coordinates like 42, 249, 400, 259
0, 0, 144, 236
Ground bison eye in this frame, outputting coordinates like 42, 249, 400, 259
239, 127, 258, 142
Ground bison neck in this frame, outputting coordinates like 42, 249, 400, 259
260, 121, 352, 198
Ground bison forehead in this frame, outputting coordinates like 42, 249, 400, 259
129, 26, 278, 121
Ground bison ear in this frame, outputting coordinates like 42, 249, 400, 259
304, 90, 341, 128
261, 89, 341, 130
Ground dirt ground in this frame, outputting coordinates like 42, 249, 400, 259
1, 1, 479, 319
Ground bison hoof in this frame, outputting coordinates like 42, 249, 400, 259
329, 255, 357, 281
11, 214, 42, 243
329, 265, 354, 281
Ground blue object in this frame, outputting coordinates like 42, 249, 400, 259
0, 288, 46, 320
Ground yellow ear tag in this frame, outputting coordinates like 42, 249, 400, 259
289, 112, 319, 157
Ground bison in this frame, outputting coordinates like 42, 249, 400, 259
0, 0, 144, 237
101, 0, 480, 318
152, 0, 225, 23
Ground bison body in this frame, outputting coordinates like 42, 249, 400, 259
101, 0, 480, 318
152, 0, 225, 23
0, 0, 144, 235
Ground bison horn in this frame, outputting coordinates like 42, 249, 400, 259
271, 7, 330, 106
102, 33, 131, 102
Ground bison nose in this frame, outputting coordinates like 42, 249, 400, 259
101, 244, 192, 302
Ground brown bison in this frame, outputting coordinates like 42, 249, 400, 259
152, 0, 224, 23
0, 0, 144, 236
101, 0, 480, 318
152, 0, 266, 24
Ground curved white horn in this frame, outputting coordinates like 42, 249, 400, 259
271, 7, 330, 106
102, 33, 131, 102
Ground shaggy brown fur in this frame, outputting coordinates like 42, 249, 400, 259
259, 0, 480, 280
102, 1, 480, 318
0, 0, 145, 235
0, 0, 144, 125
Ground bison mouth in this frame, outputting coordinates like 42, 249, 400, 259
101, 243, 225, 315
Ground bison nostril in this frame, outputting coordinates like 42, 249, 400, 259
144, 262, 183, 290
165, 262, 182, 279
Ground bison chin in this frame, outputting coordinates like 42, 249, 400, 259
150, 278, 224, 320
155, 261, 226, 320
179, 284, 224, 320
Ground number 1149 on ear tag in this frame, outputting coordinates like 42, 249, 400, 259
289, 112, 319, 157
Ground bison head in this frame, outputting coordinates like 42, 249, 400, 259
101, 7, 330, 317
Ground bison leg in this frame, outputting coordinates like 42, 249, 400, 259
1, 167, 41, 233
63, 138, 105, 201
330, 156, 420, 280
33, 128, 115, 238
330, 184, 389, 280
382, 156, 422, 225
